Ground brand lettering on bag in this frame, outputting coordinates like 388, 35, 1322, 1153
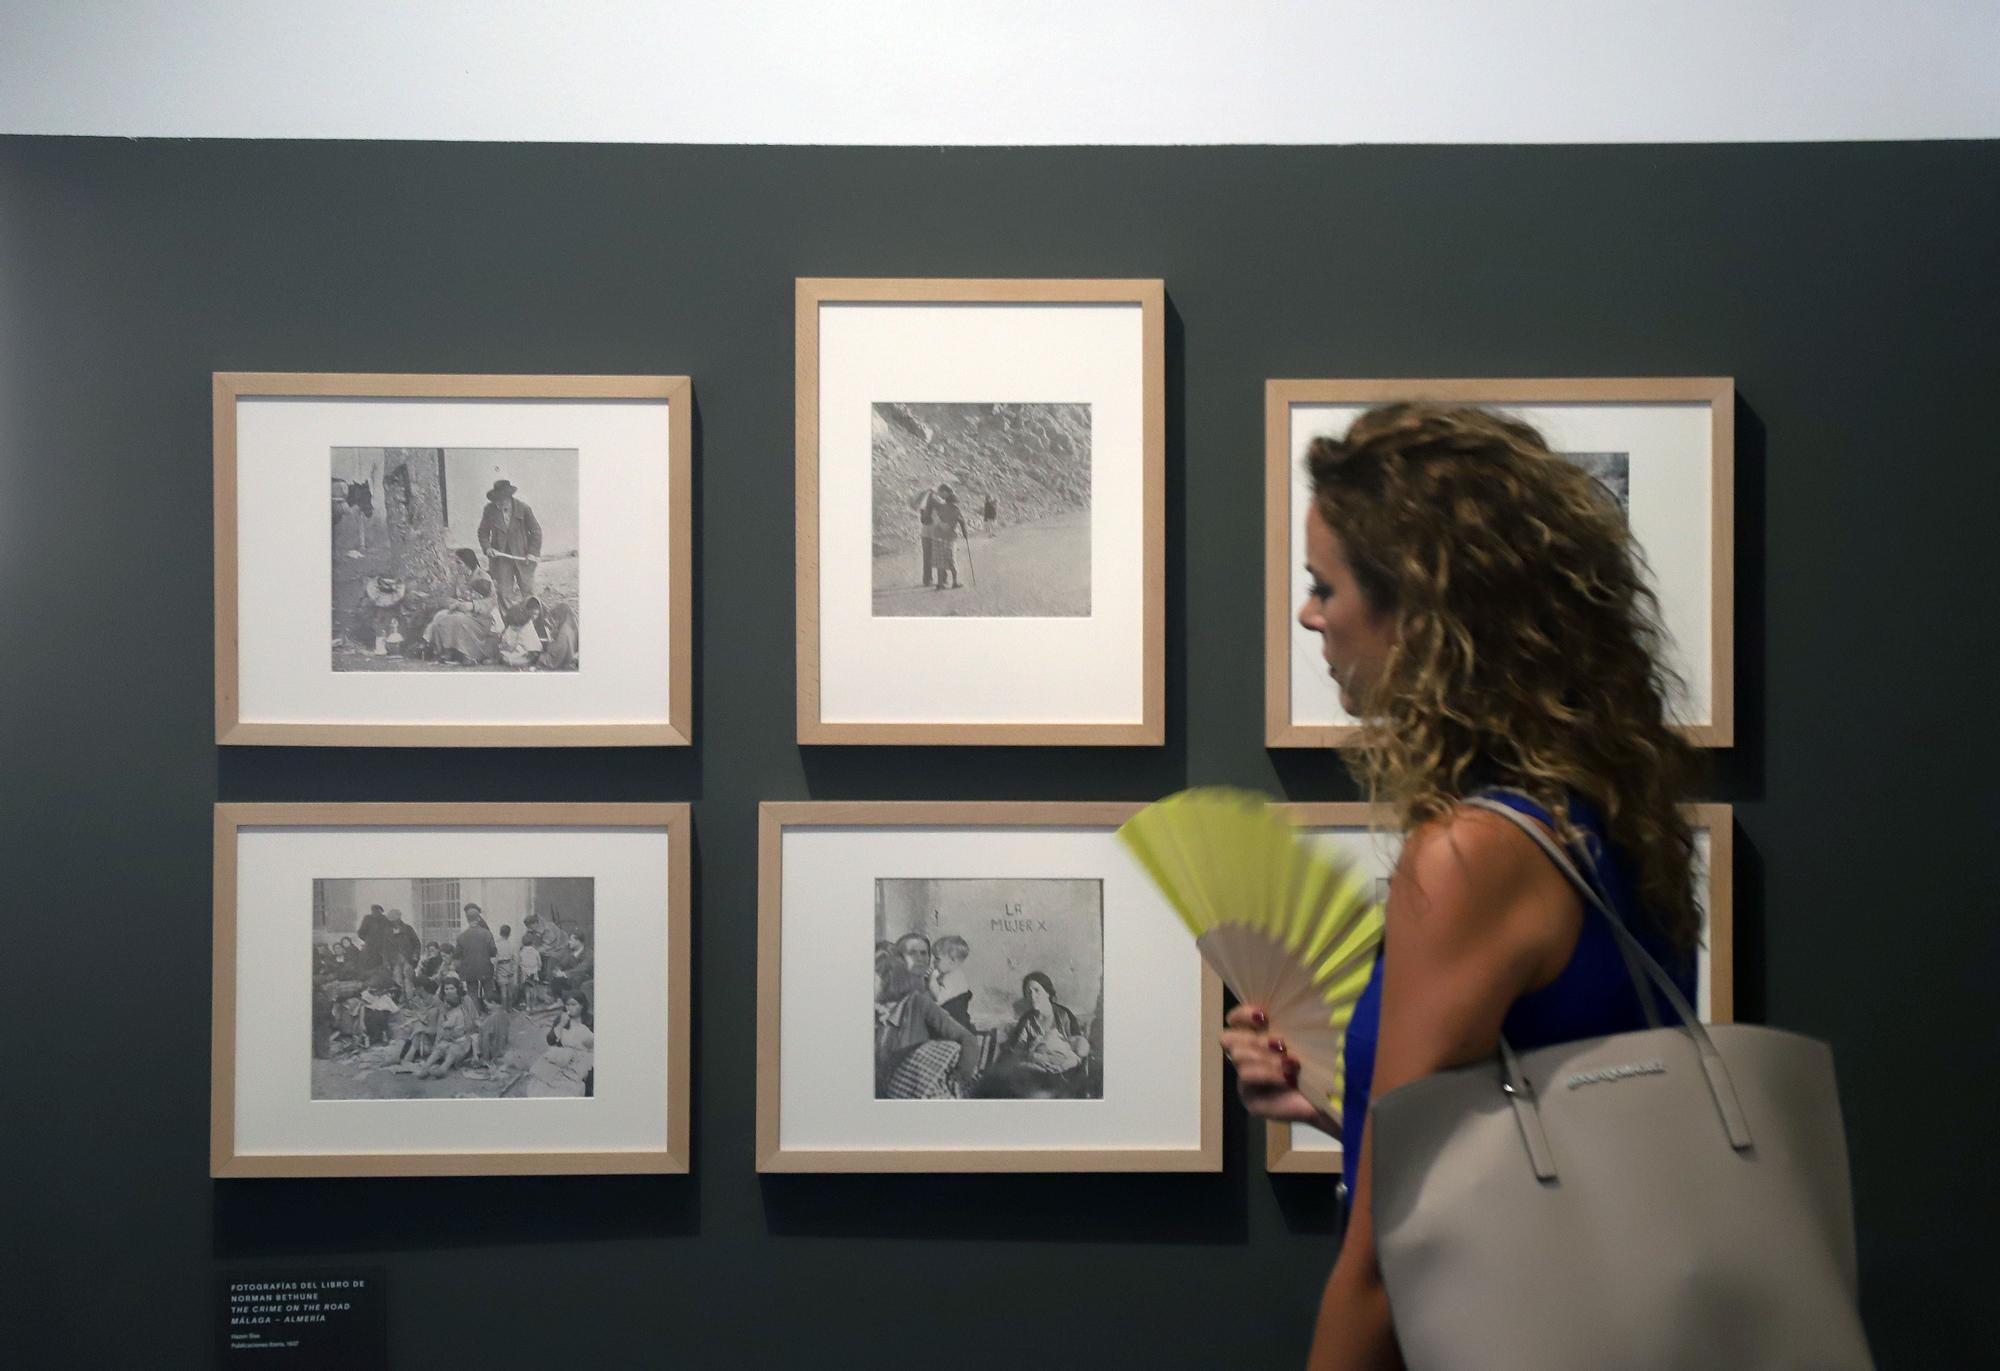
1564, 1060, 1666, 1090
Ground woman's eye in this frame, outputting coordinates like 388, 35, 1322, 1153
1309, 581, 1332, 600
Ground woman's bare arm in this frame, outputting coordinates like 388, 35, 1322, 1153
1302, 807, 1583, 1371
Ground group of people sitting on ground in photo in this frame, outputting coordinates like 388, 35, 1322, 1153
414, 547, 579, 670
347, 479, 579, 669
313, 901, 597, 1096
873, 930, 1098, 1100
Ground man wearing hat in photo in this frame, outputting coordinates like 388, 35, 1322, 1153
477, 478, 543, 611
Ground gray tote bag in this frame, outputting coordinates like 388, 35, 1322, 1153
1369, 799, 1873, 1371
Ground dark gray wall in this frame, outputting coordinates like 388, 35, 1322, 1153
4, 138, 1992, 1368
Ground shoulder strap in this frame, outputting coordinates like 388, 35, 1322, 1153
1466, 797, 1753, 1155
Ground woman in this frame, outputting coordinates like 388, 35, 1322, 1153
549, 932, 593, 1007
1009, 972, 1089, 1068
976, 971, 1093, 1099
416, 978, 476, 1079
330, 936, 363, 980
537, 600, 580, 670
874, 954, 983, 1099
1222, 404, 1701, 1370
526, 993, 595, 1096
421, 559, 500, 665
413, 940, 445, 996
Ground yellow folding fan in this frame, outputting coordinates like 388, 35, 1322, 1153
1117, 788, 1385, 1124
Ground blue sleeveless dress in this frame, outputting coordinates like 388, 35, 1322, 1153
1338, 790, 1695, 1171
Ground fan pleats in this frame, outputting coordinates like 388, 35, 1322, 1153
1120, 789, 1386, 1124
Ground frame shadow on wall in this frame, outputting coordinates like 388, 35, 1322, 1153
213, 1167, 702, 1259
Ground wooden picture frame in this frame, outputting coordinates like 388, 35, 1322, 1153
796, 278, 1166, 745
757, 801, 1222, 1171
215, 371, 693, 746
1265, 377, 1734, 749
213, 802, 692, 1177
1262, 801, 1736, 1174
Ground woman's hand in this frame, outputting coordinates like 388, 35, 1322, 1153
1222, 1004, 1337, 1133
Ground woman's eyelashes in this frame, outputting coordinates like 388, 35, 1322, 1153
1309, 579, 1333, 601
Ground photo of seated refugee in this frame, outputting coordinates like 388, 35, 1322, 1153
526, 993, 596, 1097
971, 971, 1096, 1100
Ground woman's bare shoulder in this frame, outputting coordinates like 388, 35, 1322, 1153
1392, 804, 1577, 967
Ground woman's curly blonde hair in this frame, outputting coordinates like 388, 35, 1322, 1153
1307, 402, 1704, 949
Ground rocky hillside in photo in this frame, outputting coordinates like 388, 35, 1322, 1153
871, 401, 1091, 554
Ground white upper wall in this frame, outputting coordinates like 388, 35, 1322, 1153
3, 0, 1995, 145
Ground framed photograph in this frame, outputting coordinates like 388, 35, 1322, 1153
1265, 378, 1733, 748
215, 372, 693, 746
795, 279, 1165, 745
212, 803, 691, 1177
756, 802, 1221, 1171
1264, 801, 1735, 1174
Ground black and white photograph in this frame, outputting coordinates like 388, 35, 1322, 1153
311, 876, 597, 1100
871, 402, 1092, 618
873, 876, 1104, 1100
1560, 449, 1633, 521
330, 446, 581, 672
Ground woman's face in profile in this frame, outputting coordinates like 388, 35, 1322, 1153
1299, 506, 1397, 715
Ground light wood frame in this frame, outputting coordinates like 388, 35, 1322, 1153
1264, 377, 1735, 749
756, 801, 1223, 1171
795, 278, 1166, 745
212, 802, 692, 1177
214, 371, 694, 746
1262, 801, 1736, 1174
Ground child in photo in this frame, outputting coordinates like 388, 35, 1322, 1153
518, 934, 544, 1010
930, 935, 974, 1031
494, 923, 520, 1010
498, 596, 545, 668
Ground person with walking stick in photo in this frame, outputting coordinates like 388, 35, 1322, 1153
926, 483, 969, 590
909, 483, 938, 588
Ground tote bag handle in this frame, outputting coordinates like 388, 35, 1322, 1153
1474, 792, 1665, 1029
1465, 798, 1754, 1174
